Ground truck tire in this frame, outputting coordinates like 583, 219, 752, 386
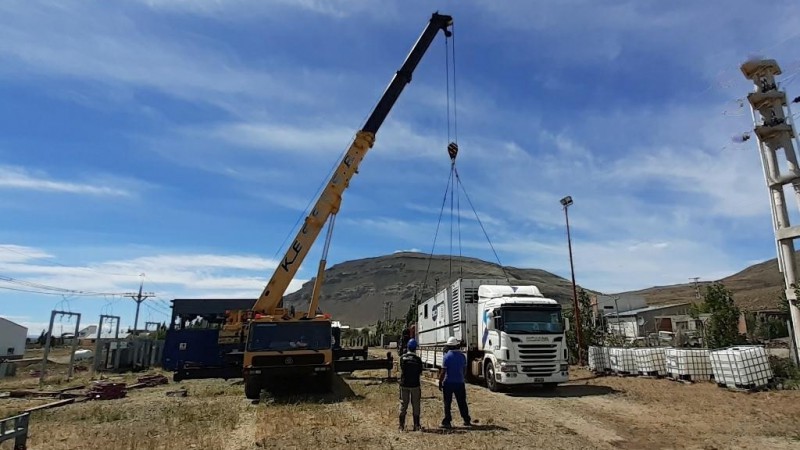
484, 361, 500, 392
244, 379, 261, 400
315, 371, 334, 393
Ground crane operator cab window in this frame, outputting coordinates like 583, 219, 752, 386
247, 322, 332, 352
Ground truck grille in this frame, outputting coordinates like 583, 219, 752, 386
251, 354, 325, 367
520, 365, 558, 376
518, 344, 557, 361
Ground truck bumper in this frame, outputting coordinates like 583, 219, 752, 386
244, 365, 331, 379
498, 362, 569, 385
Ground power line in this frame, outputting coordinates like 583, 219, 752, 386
123, 275, 155, 333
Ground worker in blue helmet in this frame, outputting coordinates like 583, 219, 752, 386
398, 338, 423, 431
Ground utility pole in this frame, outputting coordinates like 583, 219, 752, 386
124, 274, 154, 334
561, 195, 584, 365
742, 58, 800, 365
689, 277, 701, 300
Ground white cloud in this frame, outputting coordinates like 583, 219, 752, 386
0, 2, 328, 115
0, 245, 54, 263
0, 165, 132, 197
0, 247, 308, 302
460, 236, 738, 294
196, 122, 356, 155
0, 316, 51, 335
138, 0, 383, 18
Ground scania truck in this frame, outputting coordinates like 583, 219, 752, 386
416, 278, 570, 391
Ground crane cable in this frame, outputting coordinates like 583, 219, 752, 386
416, 25, 511, 311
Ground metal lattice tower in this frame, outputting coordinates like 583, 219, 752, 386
741, 58, 800, 364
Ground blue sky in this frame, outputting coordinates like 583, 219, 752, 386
1, 0, 799, 335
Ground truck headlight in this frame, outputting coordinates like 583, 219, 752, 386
560, 364, 568, 371
500, 363, 517, 373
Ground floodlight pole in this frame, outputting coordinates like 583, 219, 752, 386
561, 195, 584, 365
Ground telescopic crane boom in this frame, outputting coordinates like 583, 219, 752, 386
252, 12, 453, 318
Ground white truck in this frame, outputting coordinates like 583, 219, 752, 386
416, 278, 570, 391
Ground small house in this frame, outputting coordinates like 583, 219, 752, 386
0, 317, 28, 359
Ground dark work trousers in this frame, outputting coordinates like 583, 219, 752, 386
399, 386, 421, 418
442, 382, 471, 426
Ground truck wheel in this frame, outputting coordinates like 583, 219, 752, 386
484, 361, 499, 392
244, 379, 261, 400
315, 371, 334, 393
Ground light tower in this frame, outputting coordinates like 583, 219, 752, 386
741, 58, 800, 364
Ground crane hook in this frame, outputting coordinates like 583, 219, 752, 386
447, 142, 458, 161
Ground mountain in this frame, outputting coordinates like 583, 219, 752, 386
283, 252, 582, 327
283, 250, 792, 328
614, 254, 796, 311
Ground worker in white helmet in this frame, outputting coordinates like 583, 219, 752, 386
438, 336, 471, 429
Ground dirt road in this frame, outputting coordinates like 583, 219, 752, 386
3, 367, 799, 450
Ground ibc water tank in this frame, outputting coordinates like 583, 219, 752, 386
710, 346, 773, 389
73, 349, 94, 361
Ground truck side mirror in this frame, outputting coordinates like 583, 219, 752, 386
564, 319, 570, 331
494, 317, 503, 330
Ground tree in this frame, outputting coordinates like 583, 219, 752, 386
691, 282, 741, 349
564, 288, 602, 362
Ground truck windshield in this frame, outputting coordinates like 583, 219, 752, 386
247, 322, 332, 352
502, 308, 563, 334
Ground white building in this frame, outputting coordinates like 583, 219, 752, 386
0, 317, 28, 359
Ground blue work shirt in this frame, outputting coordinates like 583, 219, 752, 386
442, 349, 466, 384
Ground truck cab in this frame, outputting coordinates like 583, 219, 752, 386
476, 285, 569, 391
242, 317, 334, 399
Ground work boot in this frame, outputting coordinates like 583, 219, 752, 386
413, 415, 421, 431
398, 414, 406, 431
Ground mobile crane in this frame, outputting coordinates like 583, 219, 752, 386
219, 12, 454, 399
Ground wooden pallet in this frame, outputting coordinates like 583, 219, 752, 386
637, 370, 665, 379
666, 373, 713, 384
715, 379, 775, 393
613, 370, 636, 377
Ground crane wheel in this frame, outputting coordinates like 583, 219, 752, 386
244, 379, 261, 400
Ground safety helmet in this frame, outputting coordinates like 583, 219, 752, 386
407, 338, 417, 351
446, 336, 460, 347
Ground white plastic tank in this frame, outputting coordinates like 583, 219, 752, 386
664, 348, 713, 381
608, 347, 637, 374
633, 348, 667, 376
709, 346, 773, 389
73, 349, 94, 361
588, 346, 611, 372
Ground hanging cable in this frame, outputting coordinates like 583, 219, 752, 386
451, 23, 462, 278
457, 164, 463, 278
420, 166, 455, 300
452, 22, 458, 145
449, 158, 455, 284
454, 166, 511, 285
445, 33, 451, 145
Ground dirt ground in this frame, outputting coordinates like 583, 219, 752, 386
2, 362, 800, 450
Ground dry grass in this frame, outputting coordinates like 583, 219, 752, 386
2, 366, 800, 450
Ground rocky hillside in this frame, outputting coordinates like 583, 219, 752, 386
615, 253, 798, 311
283, 250, 793, 327
283, 252, 582, 327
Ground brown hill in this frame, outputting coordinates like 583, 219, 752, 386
615, 254, 794, 311
284, 252, 582, 327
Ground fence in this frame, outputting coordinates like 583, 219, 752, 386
341, 335, 381, 348
0, 412, 29, 450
